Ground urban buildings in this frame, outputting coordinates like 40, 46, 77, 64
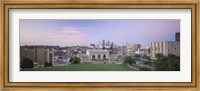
136, 47, 150, 56
150, 32, 180, 59
20, 46, 71, 66
20, 47, 36, 63
20, 47, 51, 65
35, 48, 50, 65
150, 41, 180, 59
126, 48, 135, 56
126, 43, 141, 51
86, 49, 109, 60
90, 44, 96, 49
176, 32, 180, 41
106, 41, 110, 46
20, 39, 150, 66
52, 51, 68, 66
20, 31, 180, 67
77, 53, 89, 63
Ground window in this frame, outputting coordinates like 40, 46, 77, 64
92, 55, 95, 59
98, 55, 101, 59
103, 54, 106, 59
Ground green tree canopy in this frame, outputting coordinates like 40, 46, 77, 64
45, 61, 52, 67
123, 56, 136, 65
69, 57, 74, 64
74, 56, 81, 64
69, 56, 81, 64
20, 58, 34, 69
135, 54, 141, 58
153, 54, 180, 71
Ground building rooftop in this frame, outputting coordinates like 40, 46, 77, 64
86, 49, 109, 53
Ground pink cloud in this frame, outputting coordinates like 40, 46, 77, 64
60, 39, 81, 42
60, 27, 89, 33
50, 27, 89, 43
60, 27, 81, 33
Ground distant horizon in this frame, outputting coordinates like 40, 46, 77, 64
20, 19, 180, 47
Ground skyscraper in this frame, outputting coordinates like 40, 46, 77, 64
175, 32, 180, 41
102, 40, 105, 49
106, 41, 110, 46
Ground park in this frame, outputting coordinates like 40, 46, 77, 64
21, 64, 139, 71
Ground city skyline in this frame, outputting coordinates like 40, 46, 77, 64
20, 19, 180, 47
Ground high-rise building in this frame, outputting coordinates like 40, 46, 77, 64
20, 47, 53, 65
102, 40, 105, 46
131, 44, 141, 51
150, 41, 180, 59
102, 40, 105, 49
20, 47, 36, 63
35, 48, 51, 65
176, 32, 180, 41
126, 43, 141, 51
90, 44, 96, 48
106, 41, 110, 46
110, 42, 114, 48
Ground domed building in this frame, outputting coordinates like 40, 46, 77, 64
86, 49, 109, 60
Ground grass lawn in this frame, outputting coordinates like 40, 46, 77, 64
21, 64, 139, 71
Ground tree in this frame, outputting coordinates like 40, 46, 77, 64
69, 56, 81, 64
44, 61, 52, 67
153, 53, 180, 71
123, 56, 136, 65
143, 61, 152, 65
153, 53, 168, 71
167, 54, 180, 71
20, 58, 34, 69
74, 56, 81, 64
143, 55, 150, 60
135, 54, 141, 60
69, 57, 74, 64
140, 67, 152, 71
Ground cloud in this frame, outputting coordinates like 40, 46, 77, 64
50, 27, 89, 43
60, 27, 90, 33
60, 27, 81, 33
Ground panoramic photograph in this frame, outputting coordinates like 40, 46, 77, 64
20, 19, 180, 71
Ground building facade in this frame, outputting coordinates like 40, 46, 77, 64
126, 49, 135, 56
51, 50, 68, 66
35, 48, 50, 65
126, 43, 141, 51
176, 32, 180, 41
86, 49, 109, 60
20, 48, 36, 63
150, 41, 180, 59
77, 53, 89, 62
20, 47, 52, 65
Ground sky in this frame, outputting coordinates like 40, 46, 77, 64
20, 19, 180, 47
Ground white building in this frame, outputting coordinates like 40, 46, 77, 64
86, 49, 109, 60
126, 43, 141, 51
52, 51, 67, 66
135, 49, 145, 56
150, 41, 180, 59
126, 48, 135, 56
77, 53, 89, 62
52, 56, 67, 66
109, 54, 118, 61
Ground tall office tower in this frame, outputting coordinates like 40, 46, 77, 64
102, 40, 105, 49
106, 41, 110, 46
175, 32, 180, 41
